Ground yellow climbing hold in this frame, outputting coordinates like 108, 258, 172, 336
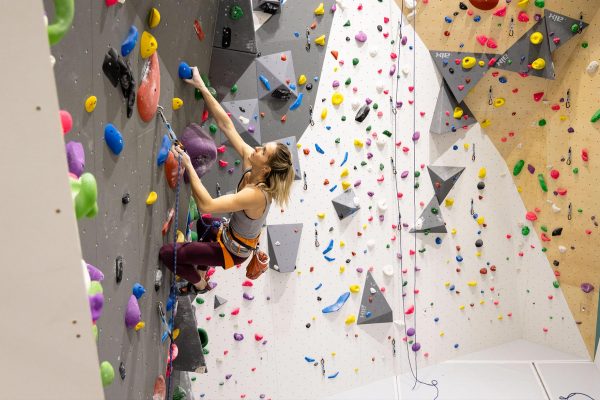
341, 181, 351, 191
345, 314, 356, 325
478, 60, 485, 67
340, 240, 345, 247
480, 299, 485, 305
340, 168, 349, 178
444, 281, 451, 287
331, 92, 344, 105
560, 115, 567, 121
317, 212, 325, 219
467, 281, 477, 287
459, 305, 465, 310
476, 251, 481, 257
530, 31, 544, 45
135, 321, 145, 331
480, 119, 491, 128
339, 265, 345, 273
451, 228, 457, 235
532, 58, 546, 70
453, 107, 464, 119
148, 7, 161, 29
146, 191, 157, 205
440, 331, 445, 337
314, 2, 325, 15
478, 167, 486, 179
321, 108, 328, 119
298, 74, 307, 85
349, 284, 360, 293
173, 328, 180, 340
463, 143, 470, 150
315, 35, 326, 46
493, 98, 505, 107
518, 0, 529, 7
445, 198, 454, 207
498, 314, 503, 320
85, 96, 97, 113
176, 230, 185, 243
462, 56, 476, 69
353, 139, 364, 148
476, 216, 485, 225
172, 97, 183, 110
140, 31, 158, 59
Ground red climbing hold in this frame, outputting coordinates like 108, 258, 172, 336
137, 52, 161, 122
582, 148, 589, 162
526, 211, 537, 221
165, 152, 184, 189
405, 305, 415, 315
60, 110, 73, 135
493, 6, 506, 16
533, 92, 544, 102
550, 170, 559, 179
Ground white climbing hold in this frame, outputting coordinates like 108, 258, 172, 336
367, 240, 376, 248
369, 287, 376, 294
376, 83, 384, 93
377, 200, 388, 212
558, 245, 567, 254
402, 67, 410, 76
239, 116, 249, 125
274, 265, 280, 270
335, 0, 346, 10
551, 204, 561, 213
353, 196, 360, 207
351, 101, 360, 110
376, 136, 387, 147
586, 60, 599, 75
275, 241, 281, 246
369, 48, 378, 57
50, 55, 56, 67
382, 265, 394, 276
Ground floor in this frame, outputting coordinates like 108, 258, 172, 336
324, 340, 600, 400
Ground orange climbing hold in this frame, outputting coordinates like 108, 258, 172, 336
331, 50, 339, 60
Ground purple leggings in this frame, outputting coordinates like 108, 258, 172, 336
159, 218, 247, 284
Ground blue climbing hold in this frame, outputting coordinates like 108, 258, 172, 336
499, 76, 507, 83
322, 239, 334, 255
259, 75, 271, 90
304, 356, 315, 362
435, 237, 442, 245
315, 283, 323, 290
324, 256, 335, 262
327, 372, 340, 379
121, 25, 138, 57
178, 61, 192, 80
474, 15, 481, 22
449, 285, 455, 291
340, 151, 348, 167
290, 93, 303, 111
289, 83, 297, 91
132, 283, 146, 299
322, 292, 350, 313
315, 143, 324, 154
104, 123, 124, 155
329, 184, 338, 192
365, 311, 372, 318
444, 16, 453, 23
456, 255, 463, 262
157, 134, 171, 165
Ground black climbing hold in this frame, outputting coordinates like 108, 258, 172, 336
453, 11, 459, 16
355, 104, 370, 122
377, 25, 383, 32
122, 193, 130, 204
346, 37, 351, 41
119, 361, 126, 380
477, 181, 485, 190
459, 2, 468, 10
102, 48, 121, 87
551, 227, 563, 236
449, 67, 455, 74
317, 296, 322, 301
239, 107, 246, 112
271, 88, 292, 100
116, 256, 124, 283
222, 27, 231, 48
553, 260, 559, 267
475, 239, 483, 247
260, 1, 280, 14
306, 323, 311, 328
102, 47, 135, 118
306, 83, 313, 90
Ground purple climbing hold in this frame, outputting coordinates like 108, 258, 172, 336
396, 101, 403, 108
124, 295, 141, 329
355, 31, 367, 42
87, 263, 105, 281
233, 333, 244, 341
356, 267, 364, 273
208, 281, 217, 290
243, 292, 255, 301
89, 293, 104, 322
401, 36, 408, 45
411, 342, 421, 352
401, 170, 409, 178
527, 164, 536, 174
181, 123, 217, 180
66, 141, 85, 177
412, 131, 421, 141
332, 80, 340, 88
365, 97, 373, 105
581, 283, 594, 293
389, 64, 397, 76
407, 327, 415, 336
225, 374, 232, 380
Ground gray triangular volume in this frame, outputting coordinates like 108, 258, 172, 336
267, 223, 303, 273
493, 18, 555, 79
332, 189, 360, 220
428, 166, 465, 204
545, 9, 589, 53
430, 80, 477, 134
209, 48, 257, 102
430, 51, 499, 103
409, 196, 447, 233
213, 0, 257, 54
357, 271, 393, 325
272, 136, 302, 181
255, 51, 298, 100
214, 295, 228, 310
173, 296, 206, 373
221, 99, 262, 147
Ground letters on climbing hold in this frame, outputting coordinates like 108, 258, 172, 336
85, 96, 97, 113
531, 58, 546, 70
148, 7, 161, 28
140, 31, 158, 59
137, 52, 160, 122
121, 25, 138, 57
104, 123, 124, 155
172, 97, 183, 110
47, 0, 75, 46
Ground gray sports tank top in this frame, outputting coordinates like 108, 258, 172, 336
228, 168, 271, 239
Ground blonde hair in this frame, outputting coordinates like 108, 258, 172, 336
258, 142, 295, 208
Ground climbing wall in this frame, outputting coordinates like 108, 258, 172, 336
404, 0, 600, 358
44, 0, 219, 398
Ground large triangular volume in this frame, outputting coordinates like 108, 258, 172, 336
430, 80, 478, 134
430, 51, 500, 103
273, 136, 302, 181
410, 196, 447, 233
209, 48, 257, 102
428, 166, 465, 204
221, 99, 262, 147
213, 0, 257, 54
357, 271, 393, 325
332, 189, 361, 220
493, 18, 555, 80
544, 9, 589, 53
172, 296, 207, 373
255, 51, 298, 100
267, 223, 303, 273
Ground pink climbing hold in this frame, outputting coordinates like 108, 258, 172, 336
550, 170, 559, 179
486, 38, 498, 49
582, 148, 589, 162
219, 159, 229, 167
105, 0, 118, 6
493, 6, 507, 16
231, 308, 240, 316
476, 35, 488, 46
355, 31, 367, 43
526, 211, 537, 221
60, 110, 73, 135
242, 280, 253, 287
405, 305, 415, 315
533, 92, 544, 102
518, 11, 529, 22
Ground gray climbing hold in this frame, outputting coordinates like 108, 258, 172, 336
357, 271, 393, 325
332, 189, 360, 220
427, 165, 465, 204
173, 296, 207, 373
214, 295, 228, 310
267, 223, 303, 273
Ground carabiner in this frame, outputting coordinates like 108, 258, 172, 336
566, 147, 572, 165
565, 89, 571, 109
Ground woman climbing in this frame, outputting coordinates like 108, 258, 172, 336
159, 66, 295, 294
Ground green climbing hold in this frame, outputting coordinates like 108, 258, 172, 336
573, 167, 579, 174
538, 119, 547, 127
195, 297, 205, 305
513, 159, 525, 176
100, 361, 115, 387
538, 173, 548, 192
582, 42, 588, 48
190, 231, 198, 241
415, 171, 421, 177
360, 161, 367, 166
373, 103, 379, 110
541, 225, 548, 232
47, 0, 75, 46
201, 73, 211, 87
570, 23, 580, 33
343, 20, 351, 27
403, 280, 408, 287
522, 226, 530, 236
345, 78, 351, 85
231, 84, 238, 93
229, 5, 244, 20
534, 0, 545, 7
366, 125, 372, 132
173, 385, 187, 400
92, 324, 98, 341
89, 281, 103, 296
194, 88, 202, 100
382, 130, 392, 137
352, 58, 359, 66
335, 138, 341, 144
341, 116, 347, 121
379, 163, 384, 171
578, 208, 583, 213
219, 313, 225, 318
209, 124, 218, 134
591, 109, 600, 123
203, 348, 210, 355
234, 159, 241, 165
553, 281, 560, 288
431, 207, 438, 215
542, 247, 547, 252
191, 377, 196, 382
189, 197, 200, 220
198, 327, 209, 347
414, 182, 420, 189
